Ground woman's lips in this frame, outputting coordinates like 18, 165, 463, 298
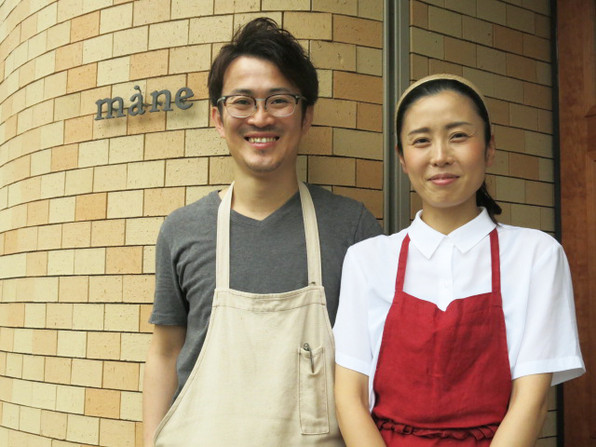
428, 173, 459, 185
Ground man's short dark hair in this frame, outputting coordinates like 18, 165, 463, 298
208, 17, 319, 113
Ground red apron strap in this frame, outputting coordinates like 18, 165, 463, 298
394, 234, 410, 293
489, 229, 501, 294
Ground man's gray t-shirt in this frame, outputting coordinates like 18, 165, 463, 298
150, 184, 383, 398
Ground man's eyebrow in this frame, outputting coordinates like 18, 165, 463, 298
227, 87, 294, 95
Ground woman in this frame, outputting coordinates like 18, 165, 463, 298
333, 74, 585, 446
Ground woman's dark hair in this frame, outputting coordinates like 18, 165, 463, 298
208, 17, 318, 116
395, 78, 502, 222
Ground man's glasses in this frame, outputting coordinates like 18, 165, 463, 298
217, 94, 305, 118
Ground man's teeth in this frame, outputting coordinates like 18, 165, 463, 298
248, 137, 277, 143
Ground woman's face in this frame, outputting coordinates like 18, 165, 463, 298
399, 90, 495, 223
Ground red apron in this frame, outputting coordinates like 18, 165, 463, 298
372, 229, 511, 446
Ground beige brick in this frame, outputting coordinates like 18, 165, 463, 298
536, 109, 552, 134
107, 190, 143, 219
311, 0, 356, 14
172, 0, 213, 18
123, 275, 155, 304
510, 104, 538, 131
143, 187, 185, 216
214, 0, 259, 13
538, 158, 553, 182
507, 4, 535, 33
67, 63, 97, 94
66, 413, 99, 444
496, 176, 525, 203
127, 160, 165, 189
334, 15, 383, 48
75, 193, 107, 221
72, 303, 104, 331
96, 55, 131, 87
26, 252, 48, 277
166, 99, 209, 131
47, 249, 75, 276
308, 156, 355, 186
535, 13, 550, 39
411, 1, 428, 27
45, 356, 72, 384
284, 12, 332, 40
93, 165, 127, 192
507, 53, 538, 82
524, 82, 552, 110
91, 220, 126, 247
309, 41, 356, 71
133, 0, 170, 26
70, 11, 99, 42
24, 303, 46, 329
79, 139, 109, 167
127, 109, 166, 135
46, 303, 74, 329
113, 26, 149, 57
494, 25, 523, 54
443, 37, 476, 67
35, 225, 62, 252
121, 333, 151, 361
169, 44, 211, 75
333, 128, 383, 160
165, 158, 208, 187
100, 418, 136, 447
30, 380, 58, 411
148, 20, 189, 52
189, 15, 234, 44
19, 405, 41, 434
89, 275, 123, 303
100, 3, 133, 34
104, 303, 140, 332
535, 61, 551, 86
104, 361, 139, 391
209, 156, 235, 184
540, 206, 555, 233
144, 131, 184, 161
526, 180, 553, 206
130, 49, 168, 81
429, 6, 462, 37
184, 128, 227, 157
74, 248, 106, 275
107, 135, 143, 165
356, 46, 382, 76
83, 34, 113, 65
65, 167, 93, 196
71, 357, 103, 387
57, 331, 87, 357
5, 227, 37, 254
47, 22, 71, 52
56, 384, 85, 414
312, 98, 357, 128
411, 27, 444, 59
40, 410, 68, 439
510, 203, 541, 229
476, 0, 506, 25
64, 115, 93, 145
120, 390, 143, 421
87, 331, 121, 360
126, 217, 163, 246
106, 246, 143, 274
61, 222, 91, 248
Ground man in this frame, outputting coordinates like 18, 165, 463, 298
143, 18, 382, 446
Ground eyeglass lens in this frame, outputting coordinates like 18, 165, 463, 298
225, 94, 298, 118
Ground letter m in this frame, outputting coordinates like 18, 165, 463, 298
95, 97, 125, 120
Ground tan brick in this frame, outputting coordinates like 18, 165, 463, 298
526, 181, 553, 206
85, 388, 121, 419
535, 61, 551, 86
75, 193, 107, 221
536, 109, 552, 134
356, 46, 382, 76
70, 11, 99, 42
90, 219, 125, 248
166, 99, 209, 131
143, 188, 184, 216
535, 13, 550, 39
214, 0, 259, 13
113, 25, 149, 57
411, 27, 444, 59
100, 418, 136, 447
56, 384, 85, 414
106, 246, 143, 274
44, 357, 72, 384
507, 4, 535, 33
312, 98, 356, 128
57, 331, 87, 358
40, 410, 68, 439
538, 158, 553, 182
284, 12, 332, 40
477, 46, 507, 75
209, 156, 235, 184
189, 15, 234, 44
132, 0, 170, 26
494, 25, 523, 54
66, 413, 99, 444
496, 176, 525, 203
540, 206, 555, 233
89, 275, 123, 303
356, 159, 383, 189
334, 15, 383, 48
477, 0, 507, 25
143, 131, 183, 161
510, 104, 538, 131
61, 222, 91, 248
123, 275, 155, 304
36, 225, 62, 251
510, 203, 541, 229
107, 190, 143, 218
121, 333, 151, 361
59, 276, 89, 303
127, 109, 166, 135
429, 6, 462, 37
103, 361, 139, 391
26, 252, 48, 276
506, 53, 538, 82
47, 22, 71, 52
524, 82, 552, 110
93, 164, 127, 192
100, 3, 133, 34
71, 357, 104, 387
333, 71, 382, 104
187, 71, 209, 100
523, 34, 550, 62
32, 329, 58, 355
67, 63, 97, 93
333, 128, 383, 160
442, 37, 476, 67
334, 186, 383, 219
140, 304, 154, 333
411, 1, 428, 27
72, 303, 104, 331
104, 304, 140, 332
64, 115, 93, 145
130, 49, 168, 81
87, 331, 121, 361
309, 41, 355, 71
298, 126, 332, 155
55, 42, 83, 72
308, 156, 355, 186
46, 303, 74, 329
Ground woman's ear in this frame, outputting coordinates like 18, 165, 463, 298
398, 146, 408, 174
486, 135, 496, 167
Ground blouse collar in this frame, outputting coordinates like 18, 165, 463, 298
409, 208, 497, 259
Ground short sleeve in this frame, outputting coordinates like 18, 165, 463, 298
149, 220, 189, 326
513, 240, 585, 385
333, 247, 375, 376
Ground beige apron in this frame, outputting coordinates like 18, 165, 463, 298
154, 182, 344, 446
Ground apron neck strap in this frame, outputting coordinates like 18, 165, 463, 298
215, 182, 322, 289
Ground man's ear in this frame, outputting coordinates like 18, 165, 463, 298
300, 105, 314, 135
486, 134, 496, 167
212, 106, 226, 138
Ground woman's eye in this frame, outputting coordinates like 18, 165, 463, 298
451, 132, 468, 141
412, 138, 430, 146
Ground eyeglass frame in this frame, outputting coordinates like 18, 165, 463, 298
216, 93, 307, 118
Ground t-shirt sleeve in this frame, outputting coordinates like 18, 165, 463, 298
333, 246, 374, 376
353, 204, 384, 243
149, 219, 189, 326
512, 240, 585, 385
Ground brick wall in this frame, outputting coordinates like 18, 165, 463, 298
408, 1, 557, 445
0, 0, 383, 446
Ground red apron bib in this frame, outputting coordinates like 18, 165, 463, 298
372, 229, 511, 446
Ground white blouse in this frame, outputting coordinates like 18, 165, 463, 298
334, 209, 585, 410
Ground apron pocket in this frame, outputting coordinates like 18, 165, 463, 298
298, 344, 330, 435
